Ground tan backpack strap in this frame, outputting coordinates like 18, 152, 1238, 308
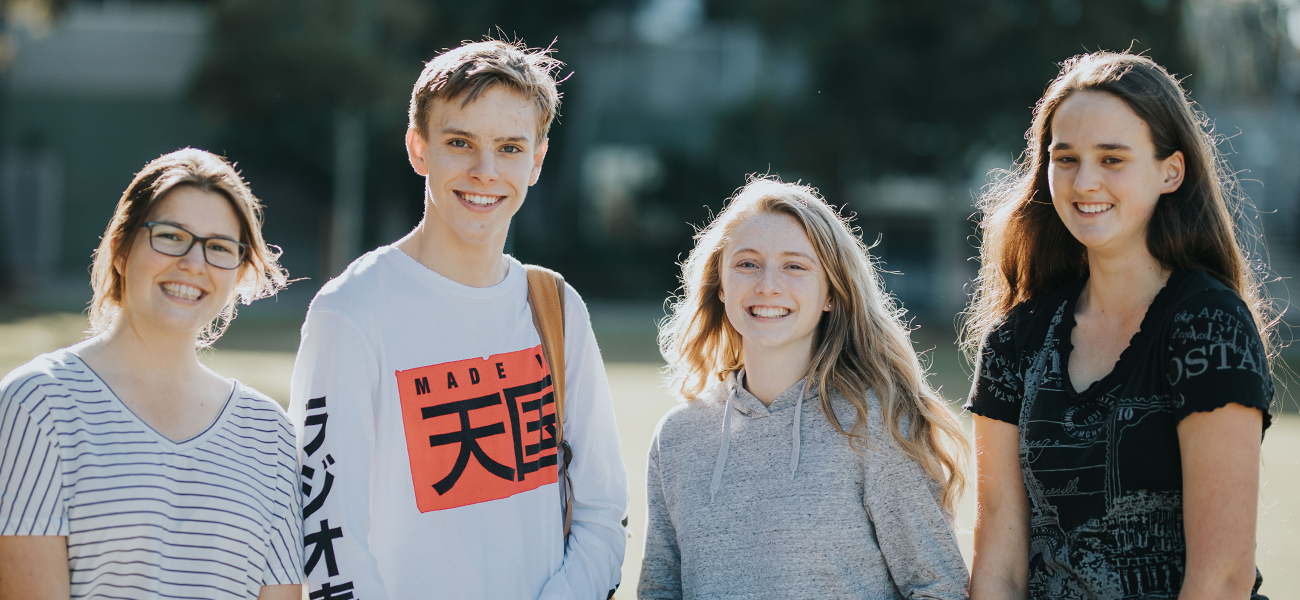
525, 266, 566, 442
525, 265, 573, 542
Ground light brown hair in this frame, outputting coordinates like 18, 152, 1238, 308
88, 148, 288, 346
659, 177, 969, 513
408, 39, 563, 143
961, 51, 1277, 365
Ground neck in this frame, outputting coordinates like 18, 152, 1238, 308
82, 317, 204, 383
741, 341, 813, 406
1080, 247, 1171, 318
397, 201, 509, 289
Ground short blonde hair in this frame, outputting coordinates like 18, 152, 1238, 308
88, 148, 288, 346
408, 39, 563, 143
659, 176, 969, 513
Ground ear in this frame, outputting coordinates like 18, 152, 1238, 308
1160, 150, 1185, 195
406, 128, 429, 177
528, 138, 549, 186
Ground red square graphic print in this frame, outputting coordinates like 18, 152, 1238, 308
395, 346, 559, 512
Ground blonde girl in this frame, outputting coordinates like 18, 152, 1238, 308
639, 177, 969, 599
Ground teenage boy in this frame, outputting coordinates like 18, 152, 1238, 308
288, 40, 628, 599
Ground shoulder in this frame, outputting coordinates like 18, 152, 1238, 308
0, 348, 97, 443
228, 384, 297, 452
853, 389, 909, 444
1173, 268, 1237, 295
308, 245, 404, 315
1005, 281, 1079, 334
653, 386, 726, 444
1160, 271, 1265, 355
232, 383, 291, 421
1161, 271, 1263, 353
562, 280, 593, 325
1, 348, 86, 408
1166, 270, 1254, 325
519, 261, 594, 329
233, 383, 291, 419
980, 281, 1080, 355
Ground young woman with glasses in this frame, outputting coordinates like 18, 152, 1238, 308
0, 148, 301, 599
963, 52, 1274, 599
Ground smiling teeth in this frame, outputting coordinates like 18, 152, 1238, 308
1077, 203, 1113, 214
162, 282, 202, 300
751, 307, 790, 318
461, 192, 501, 206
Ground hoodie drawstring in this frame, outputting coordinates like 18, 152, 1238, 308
790, 390, 803, 478
709, 392, 734, 503
710, 381, 807, 503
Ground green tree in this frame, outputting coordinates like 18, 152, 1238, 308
189, 0, 609, 277
707, 0, 1187, 190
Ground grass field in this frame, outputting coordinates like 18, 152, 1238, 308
2, 311, 1296, 597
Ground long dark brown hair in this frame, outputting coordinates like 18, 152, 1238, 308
961, 51, 1277, 365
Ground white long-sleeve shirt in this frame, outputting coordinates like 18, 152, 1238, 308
288, 246, 628, 599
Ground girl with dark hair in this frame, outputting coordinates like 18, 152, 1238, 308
0, 149, 300, 599
964, 52, 1274, 599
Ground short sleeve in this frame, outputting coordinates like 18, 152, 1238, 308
0, 374, 68, 536
1164, 290, 1273, 430
263, 419, 305, 586
965, 316, 1024, 425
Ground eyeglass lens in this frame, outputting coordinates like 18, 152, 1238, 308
147, 223, 244, 269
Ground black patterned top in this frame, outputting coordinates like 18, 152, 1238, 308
966, 269, 1272, 599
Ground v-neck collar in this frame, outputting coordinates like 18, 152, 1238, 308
69, 351, 237, 452
1058, 270, 1186, 401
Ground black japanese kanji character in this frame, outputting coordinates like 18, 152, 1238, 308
502, 375, 558, 481
301, 455, 335, 519
304, 519, 344, 577
423, 392, 515, 494
304, 396, 328, 456
309, 581, 355, 600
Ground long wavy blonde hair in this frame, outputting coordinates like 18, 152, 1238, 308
659, 177, 969, 513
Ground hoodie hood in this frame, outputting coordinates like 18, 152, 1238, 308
710, 370, 817, 503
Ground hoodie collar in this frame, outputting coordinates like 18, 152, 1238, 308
731, 371, 815, 415
710, 370, 817, 503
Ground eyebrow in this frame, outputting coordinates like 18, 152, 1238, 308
1051, 142, 1133, 151
155, 220, 241, 242
732, 248, 817, 261
440, 128, 530, 144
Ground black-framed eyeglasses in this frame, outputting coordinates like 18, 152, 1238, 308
140, 221, 247, 270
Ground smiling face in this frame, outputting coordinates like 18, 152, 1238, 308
406, 85, 548, 251
115, 186, 243, 338
1048, 91, 1185, 260
719, 211, 831, 365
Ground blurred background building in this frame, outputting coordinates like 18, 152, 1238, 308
0, 0, 1296, 323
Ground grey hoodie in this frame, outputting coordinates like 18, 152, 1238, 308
638, 373, 969, 599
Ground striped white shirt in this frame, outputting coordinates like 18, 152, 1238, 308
0, 345, 303, 599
